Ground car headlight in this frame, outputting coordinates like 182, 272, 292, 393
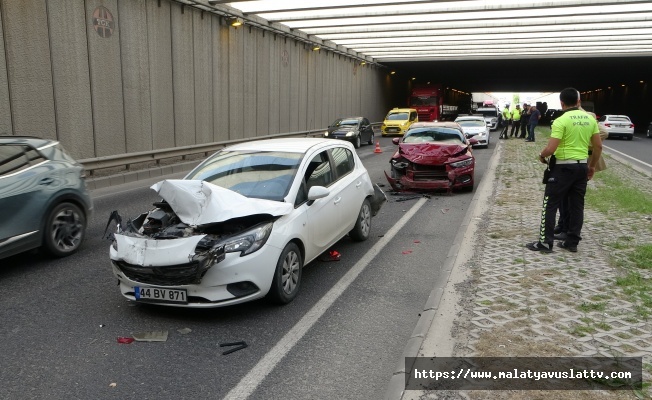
222, 222, 273, 256
346, 131, 355, 137
450, 158, 473, 168
324, 131, 329, 137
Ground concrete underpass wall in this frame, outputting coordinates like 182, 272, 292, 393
0, 0, 391, 159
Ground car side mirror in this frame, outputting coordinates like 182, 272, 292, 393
307, 186, 330, 206
392, 138, 400, 145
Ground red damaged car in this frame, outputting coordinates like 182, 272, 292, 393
384, 122, 477, 193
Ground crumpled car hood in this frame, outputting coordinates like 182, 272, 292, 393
398, 143, 467, 164
151, 180, 293, 226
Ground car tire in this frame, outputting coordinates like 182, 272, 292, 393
43, 202, 86, 257
349, 198, 371, 242
368, 132, 374, 145
354, 134, 361, 149
267, 242, 303, 305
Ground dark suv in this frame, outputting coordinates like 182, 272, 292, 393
0, 136, 93, 260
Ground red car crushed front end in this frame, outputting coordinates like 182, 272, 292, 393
385, 142, 475, 192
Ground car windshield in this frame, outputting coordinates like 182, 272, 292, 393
332, 119, 358, 127
403, 128, 465, 144
477, 110, 498, 117
608, 116, 630, 122
386, 112, 409, 121
456, 120, 486, 127
185, 150, 303, 201
409, 96, 438, 106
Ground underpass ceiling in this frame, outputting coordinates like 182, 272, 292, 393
218, 0, 652, 91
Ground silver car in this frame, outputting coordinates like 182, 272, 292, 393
598, 115, 634, 140
0, 136, 93, 260
455, 115, 490, 148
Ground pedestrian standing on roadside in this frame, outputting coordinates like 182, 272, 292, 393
526, 88, 602, 253
519, 103, 529, 138
510, 104, 521, 137
525, 105, 541, 142
500, 105, 511, 139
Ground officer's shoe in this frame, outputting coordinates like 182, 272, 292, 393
525, 241, 553, 253
554, 232, 568, 241
558, 241, 578, 252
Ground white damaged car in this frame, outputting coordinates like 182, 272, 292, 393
108, 138, 386, 308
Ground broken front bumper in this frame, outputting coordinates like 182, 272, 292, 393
384, 166, 474, 192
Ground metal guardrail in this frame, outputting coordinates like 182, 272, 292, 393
79, 129, 325, 176
79, 122, 384, 176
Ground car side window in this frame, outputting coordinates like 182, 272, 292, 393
410, 112, 417, 121
305, 151, 333, 190
330, 147, 354, 180
0, 145, 47, 178
598, 116, 606, 122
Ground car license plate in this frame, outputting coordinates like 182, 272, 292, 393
134, 286, 188, 303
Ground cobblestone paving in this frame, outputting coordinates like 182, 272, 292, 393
446, 133, 652, 399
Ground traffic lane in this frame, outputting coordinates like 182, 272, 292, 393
249, 138, 496, 399
0, 138, 494, 400
602, 132, 652, 167
0, 156, 433, 399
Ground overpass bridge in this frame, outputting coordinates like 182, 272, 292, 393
0, 0, 650, 162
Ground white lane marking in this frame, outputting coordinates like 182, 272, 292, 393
603, 144, 652, 169
223, 197, 429, 400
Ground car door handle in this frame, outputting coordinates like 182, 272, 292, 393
333, 197, 342, 205
39, 177, 54, 185
356, 182, 362, 188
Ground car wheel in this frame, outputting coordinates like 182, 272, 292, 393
354, 134, 361, 149
43, 202, 86, 257
368, 132, 374, 145
268, 242, 303, 304
349, 199, 371, 242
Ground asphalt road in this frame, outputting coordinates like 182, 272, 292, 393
0, 134, 496, 400
601, 132, 652, 174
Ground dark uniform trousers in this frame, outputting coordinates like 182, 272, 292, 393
519, 117, 528, 138
539, 163, 588, 246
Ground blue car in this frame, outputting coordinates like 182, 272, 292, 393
0, 136, 93, 260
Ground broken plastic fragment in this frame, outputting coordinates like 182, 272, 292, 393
117, 337, 135, 344
414, 240, 421, 244
132, 331, 168, 342
402, 250, 413, 255
220, 341, 248, 355
441, 208, 450, 214
109, 383, 117, 388
177, 328, 192, 335
320, 250, 341, 262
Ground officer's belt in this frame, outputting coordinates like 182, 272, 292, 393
556, 159, 587, 164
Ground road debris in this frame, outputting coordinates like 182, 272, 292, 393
441, 208, 450, 214
320, 250, 341, 262
220, 341, 248, 355
117, 337, 135, 344
109, 383, 117, 388
177, 328, 192, 335
414, 240, 421, 244
132, 331, 168, 342
402, 250, 413, 255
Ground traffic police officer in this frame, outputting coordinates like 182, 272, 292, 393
510, 104, 521, 137
526, 88, 602, 253
499, 105, 510, 139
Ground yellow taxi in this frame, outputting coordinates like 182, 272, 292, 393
381, 108, 418, 136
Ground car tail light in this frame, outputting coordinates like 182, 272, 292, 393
630, 124, 635, 128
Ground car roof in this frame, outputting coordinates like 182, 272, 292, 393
604, 115, 630, 118
336, 116, 364, 120
225, 138, 345, 153
0, 135, 57, 148
455, 115, 485, 120
388, 108, 416, 113
409, 121, 462, 130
